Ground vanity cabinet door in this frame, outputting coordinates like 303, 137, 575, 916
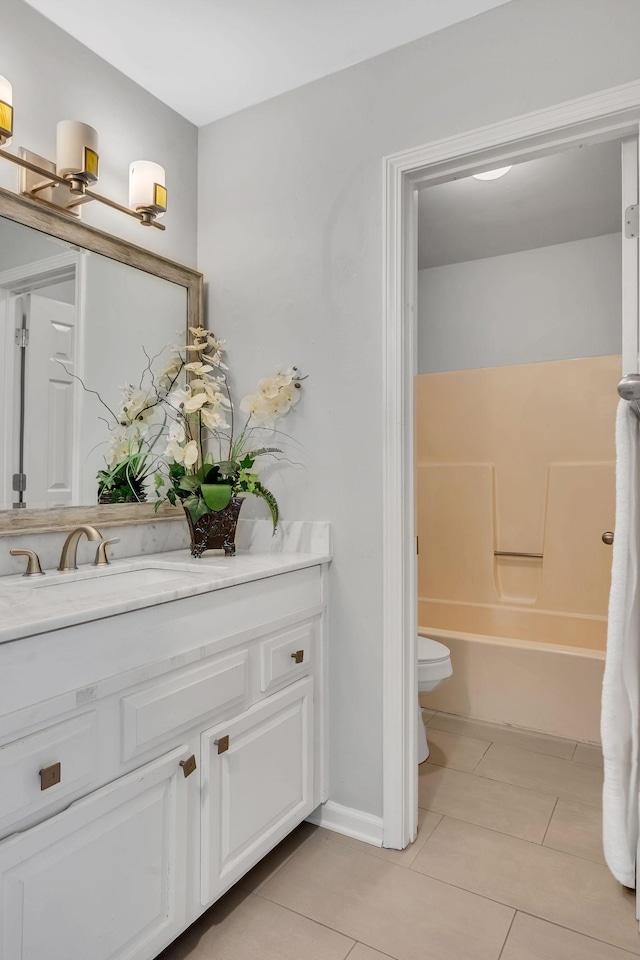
0, 745, 192, 960
201, 676, 314, 905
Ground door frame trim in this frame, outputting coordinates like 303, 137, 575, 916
382, 78, 640, 850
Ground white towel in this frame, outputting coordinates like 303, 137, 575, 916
602, 400, 640, 887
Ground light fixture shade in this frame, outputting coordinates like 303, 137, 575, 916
56, 120, 99, 182
129, 160, 167, 217
473, 166, 512, 181
0, 75, 13, 145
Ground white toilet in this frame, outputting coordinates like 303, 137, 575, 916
417, 635, 453, 763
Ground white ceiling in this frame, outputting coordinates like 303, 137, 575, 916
418, 139, 622, 269
23, 0, 511, 126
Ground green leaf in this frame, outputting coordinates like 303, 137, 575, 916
184, 494, 209, 522
245, 447, 282, 459
201, 483, 233, 512
154, 499, 162, 513
202, 465, 222, 485
254, 483, 279, 532
239, 454, 255, 469
177, 475, 199, 493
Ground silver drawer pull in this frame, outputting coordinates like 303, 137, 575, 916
39, 762, 61, 791
290, 650, 304, 664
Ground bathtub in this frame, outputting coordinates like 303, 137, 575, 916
418, 616, 605, 744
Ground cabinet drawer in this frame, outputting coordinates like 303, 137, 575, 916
260, 623, 313, 693
0, 712, 98, 828
121, 650, 248, 760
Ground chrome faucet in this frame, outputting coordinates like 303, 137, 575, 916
57, 525, 103, 572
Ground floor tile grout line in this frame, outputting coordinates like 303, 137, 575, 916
540, 796, 560, 846
401, 857, 640, 955
496, 909, 517, 960
467, 765, 602, 809
471, 737, 494, 773
256, 892, 406, 959
513, 907, 640, 957
413, 811, 608, 867
255, 823, 636, 958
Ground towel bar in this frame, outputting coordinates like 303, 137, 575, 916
494, 551, 543, 559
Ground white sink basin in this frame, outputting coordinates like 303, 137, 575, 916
33, 568, 192, 597
16, 560, 225, 599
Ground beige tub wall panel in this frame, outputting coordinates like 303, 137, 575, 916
417, 462, 496, 604
415, 355, 619, 649
419, 632, 605, 743
538, 462, 615, 617
415, 356, 619, 552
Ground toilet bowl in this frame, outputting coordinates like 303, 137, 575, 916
417, 635, 453, 764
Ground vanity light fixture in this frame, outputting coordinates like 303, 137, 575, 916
0, 75, 13, 145
129, 160, 167, 226
472, 165, 512, 181
56, 120, 100, 195
0, 75, 167, 230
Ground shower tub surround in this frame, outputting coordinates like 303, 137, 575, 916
0, 519, 330, 960
416, 356, 617, 743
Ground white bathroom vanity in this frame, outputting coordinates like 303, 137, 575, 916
0, 541, 330, 960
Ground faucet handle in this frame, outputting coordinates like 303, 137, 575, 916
93, 538, 120, 567
10, 548, 45, 577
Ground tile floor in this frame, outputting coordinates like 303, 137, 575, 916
159, 712, 638, 960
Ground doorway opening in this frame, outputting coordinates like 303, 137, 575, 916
381, 82, 640, 858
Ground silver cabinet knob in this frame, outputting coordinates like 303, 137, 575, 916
602, 531, 614, 545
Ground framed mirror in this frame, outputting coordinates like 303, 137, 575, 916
0, 185, 202, 534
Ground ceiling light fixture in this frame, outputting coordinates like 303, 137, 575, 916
472, 165, 512, 181
0, 74, 167, 230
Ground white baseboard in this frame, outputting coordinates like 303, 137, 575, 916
306, 800, 384, 847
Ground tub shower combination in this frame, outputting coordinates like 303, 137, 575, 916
416, 355, 620, 743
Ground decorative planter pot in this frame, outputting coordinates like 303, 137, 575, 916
98, 490, 147, 505
184, 496, 245, 558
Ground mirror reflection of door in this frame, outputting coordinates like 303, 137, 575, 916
0, 250, 81, 511
24, 291, 78, 509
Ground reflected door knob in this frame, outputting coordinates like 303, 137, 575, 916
602, 531, 614, 545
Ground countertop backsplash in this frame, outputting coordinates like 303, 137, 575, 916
0, 519, 332, 578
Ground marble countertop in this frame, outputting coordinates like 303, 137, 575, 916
0, 548, 331, 645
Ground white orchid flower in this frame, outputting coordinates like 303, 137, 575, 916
257, 377, 279, 400
275, 366, 294, 387
184, 361, 213, 375
201, 406, 229, 430
168, 385, 191, 410
164, 438, 199, 467
169, 421, 185, 443
183, 392, 210, 413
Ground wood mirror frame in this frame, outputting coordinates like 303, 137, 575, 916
0, 185, 202, 535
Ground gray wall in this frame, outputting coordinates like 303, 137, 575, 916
418, 233, 622, 374
1, 0, 198, 265
197, 0, 640, 820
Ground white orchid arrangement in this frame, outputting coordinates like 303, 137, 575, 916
89, 326, 303, 523
96, 384, 165, 503
147, 326, 303, 527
